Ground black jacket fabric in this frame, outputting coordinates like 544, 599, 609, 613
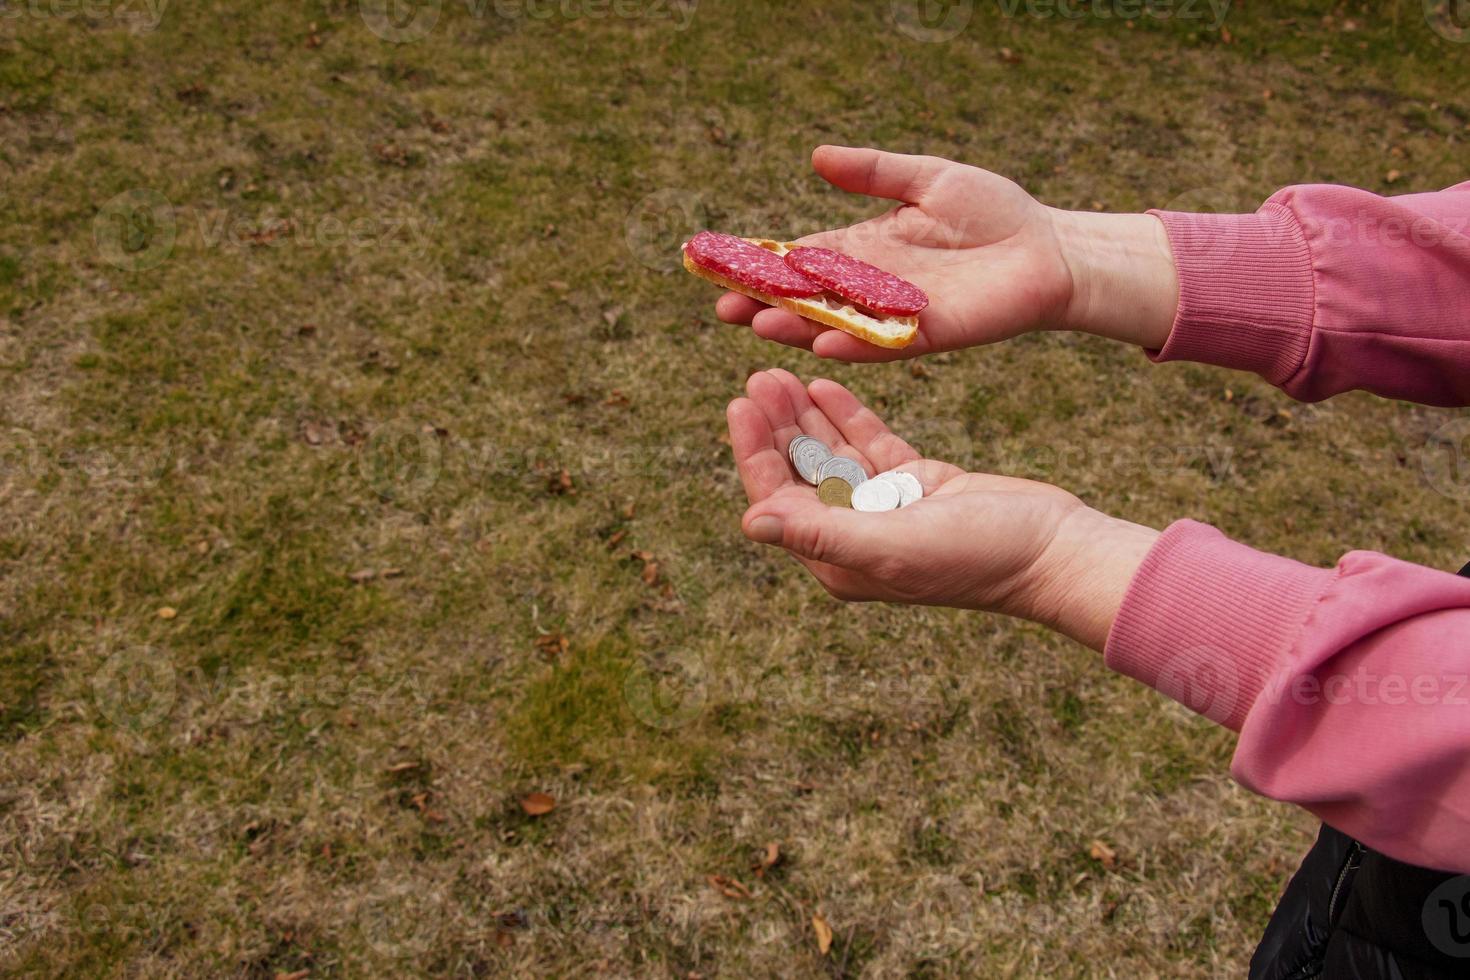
1250, 824, 1469, 979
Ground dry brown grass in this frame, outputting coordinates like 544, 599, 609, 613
2, 1, 1468, 976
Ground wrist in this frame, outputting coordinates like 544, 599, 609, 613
1020, 507, 1161, 652
1049, 209, 1179, 349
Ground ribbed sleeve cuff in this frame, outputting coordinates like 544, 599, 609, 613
1146, 205, 1317, 387
1103, 520, 1337, 732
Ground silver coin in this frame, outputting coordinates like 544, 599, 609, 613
817, 455, 868, 489
876, 470, 924, 507
788, 436, 832, 485
852, 478, 901, 513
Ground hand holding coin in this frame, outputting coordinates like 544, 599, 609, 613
726, 369, 1159, 652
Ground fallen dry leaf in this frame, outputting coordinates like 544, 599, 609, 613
520, 792, 556, 816
535, 633, 569, 659
1089, 839, 1118, 870
347, 568, 402, 583
385, 761, 419, 774
547, 468, 575, 496
156, 606, 177, 620
1386, 169, 1402, 183
998, 47, 1021, 64
373, 142, 413, 167
812, 913, 833, 955
754, 841, 780, 878
706, 874, 750, 900
275, 971, 310, 980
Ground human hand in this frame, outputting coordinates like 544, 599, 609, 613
726, 369, 1160, 650
716, 146, 1178, 360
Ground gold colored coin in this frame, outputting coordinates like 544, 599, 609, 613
817, 476, 853, 509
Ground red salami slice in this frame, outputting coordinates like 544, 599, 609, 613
783, 246, 929, 316
684, 231, 822, 298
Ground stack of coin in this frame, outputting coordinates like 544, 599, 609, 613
851, 470, 924, 512
787, 436, 924, 511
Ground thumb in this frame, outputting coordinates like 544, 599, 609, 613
742, 494, 897, 568
812, 145, 948, 205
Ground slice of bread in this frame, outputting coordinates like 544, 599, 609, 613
683, 237, 919, 349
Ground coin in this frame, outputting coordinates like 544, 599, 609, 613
788, 436, 832, 485
816, 455, 867, 489
875, 470, 924, 507
817, 476, 854, 508
852, 478, 901, 512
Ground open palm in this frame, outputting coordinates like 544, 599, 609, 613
717, 146, 1076, 362
727, 369, 1085, 613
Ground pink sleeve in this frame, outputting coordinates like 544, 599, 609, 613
1105, 520, 1470, 873
1148, 181, 1470, 406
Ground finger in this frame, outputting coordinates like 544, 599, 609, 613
810, 327, 934, 363
812, 145, 950, 206
806, 378, 921, 473
726, 397, 794, 502
744, 370, 814, 463
763, 368, 871, 472
742, 493, 892, 568
750, 308, 824, 352
716, 292, 767, 325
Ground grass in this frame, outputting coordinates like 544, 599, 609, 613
2, 0, 1468, 975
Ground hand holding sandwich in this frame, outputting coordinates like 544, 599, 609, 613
715, 145, 1180, 360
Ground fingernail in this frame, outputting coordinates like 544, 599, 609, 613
746, 515, 783, 545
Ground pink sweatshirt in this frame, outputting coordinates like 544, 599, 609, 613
1104, 181, 1470, 873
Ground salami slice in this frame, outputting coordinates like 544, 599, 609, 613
783, 246, 929, 316
684, 231, 822, 298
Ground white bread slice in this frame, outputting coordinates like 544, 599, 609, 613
683, 237, 919, 349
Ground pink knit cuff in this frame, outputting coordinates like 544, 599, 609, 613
1103, 520, 1337, 732
1146, 205, 1317, 387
